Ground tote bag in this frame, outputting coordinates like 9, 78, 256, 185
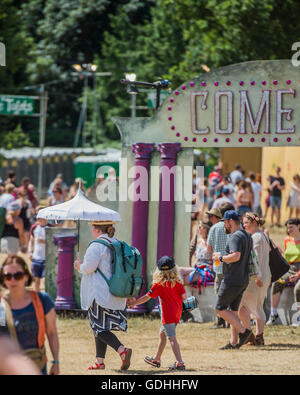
268, 237, 290, 283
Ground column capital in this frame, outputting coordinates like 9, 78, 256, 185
132, 143, 156, 159
157, 143, 181, 159
53, 234, 77, 249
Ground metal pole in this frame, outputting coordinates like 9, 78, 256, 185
131, 94, 136, 118
37, 84, 48, 199
81, 74, 88, 147
92, 72, 97, 146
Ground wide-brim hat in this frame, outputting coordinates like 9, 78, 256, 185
88, 220, 116, 226
205, 208, 222, 219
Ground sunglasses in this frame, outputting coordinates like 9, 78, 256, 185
3, 271, 26, 281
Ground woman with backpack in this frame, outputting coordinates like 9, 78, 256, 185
73, 220, 132, 371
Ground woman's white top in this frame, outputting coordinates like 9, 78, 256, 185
79, 234, 127, 311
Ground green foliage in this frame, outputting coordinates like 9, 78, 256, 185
2, 123, 33, 149
1, 0, 300, 152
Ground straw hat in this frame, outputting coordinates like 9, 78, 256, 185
88, 220, 116, 226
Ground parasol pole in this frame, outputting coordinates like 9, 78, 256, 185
76, 219, 80, 256
76, 180, 82, 258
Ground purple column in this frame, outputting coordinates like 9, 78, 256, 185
53, 234, 77, 310
127, 143, 155, 314
152, 143, 181, 313
157, 143, 181, 258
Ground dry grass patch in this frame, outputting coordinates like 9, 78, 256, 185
50, 315, 300, 375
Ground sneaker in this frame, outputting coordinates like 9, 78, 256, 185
168, 361, 186, 371
254, 333, 265, 345
238, 329, 253, 348
291, 316, 300, 328
219, 342, 239, 350
144, 356, 161, 368
266, 314, 281, 325
120, 348, 132, 371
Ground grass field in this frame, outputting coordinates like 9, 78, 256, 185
51, 315, 300, 375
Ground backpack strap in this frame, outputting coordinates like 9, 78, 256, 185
1, 296, 18, 345
89, 237, 116, 284
30, 291, 46, 349
1, 291, 45, 349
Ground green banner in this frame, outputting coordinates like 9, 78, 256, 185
0, 95, 35, 115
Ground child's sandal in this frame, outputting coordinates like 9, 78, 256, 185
144, 356, 161, 368
88, 361, 105, 370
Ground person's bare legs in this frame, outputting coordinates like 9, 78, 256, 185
271, 292, 281, 310
216, 309, 247, 346
168, 336, 183, 363
34, 278, 41, 292
238, 305, 252, 331
153, 330, 167, 361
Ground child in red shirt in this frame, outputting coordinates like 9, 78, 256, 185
128, 256, 187, 371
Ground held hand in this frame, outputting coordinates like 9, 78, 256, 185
127, 297, 136, 307
73, 258, 82, 272
212, 252, 221, 261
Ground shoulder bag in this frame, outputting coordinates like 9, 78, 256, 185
267, 237, 290, 283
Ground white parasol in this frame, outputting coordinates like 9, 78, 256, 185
37, 186, 121, 252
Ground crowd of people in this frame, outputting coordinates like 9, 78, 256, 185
187, 166, 300, 350
0, 164, 299, 374
193, 163, 300, 226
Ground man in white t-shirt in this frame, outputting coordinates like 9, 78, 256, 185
0, 183, 15, 209
249, 173, 262, 216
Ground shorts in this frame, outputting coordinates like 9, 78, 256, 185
272, 262, 300, 302
31, 259, 46, 279
160, 323, 177, 338
270, 196, 282, 209
215, 281, 248, 312
0, 237, 19, 254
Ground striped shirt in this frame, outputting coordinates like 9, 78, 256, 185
207, 221, 230, 274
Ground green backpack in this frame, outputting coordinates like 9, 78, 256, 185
0, 207, 6, 239
89, 237, 144, 298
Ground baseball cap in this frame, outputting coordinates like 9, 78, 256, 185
222, 187, 230, 195
205, 208, 222, 218
221, 210, 240, 221
157, 256, 175, 271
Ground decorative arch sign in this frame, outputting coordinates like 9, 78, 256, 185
112, 60, 300, 309
166, 60, 299, 147
113, 60, 300, 147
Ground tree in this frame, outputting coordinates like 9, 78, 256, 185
0, 0, 34, 146
20, 0, 154, 146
